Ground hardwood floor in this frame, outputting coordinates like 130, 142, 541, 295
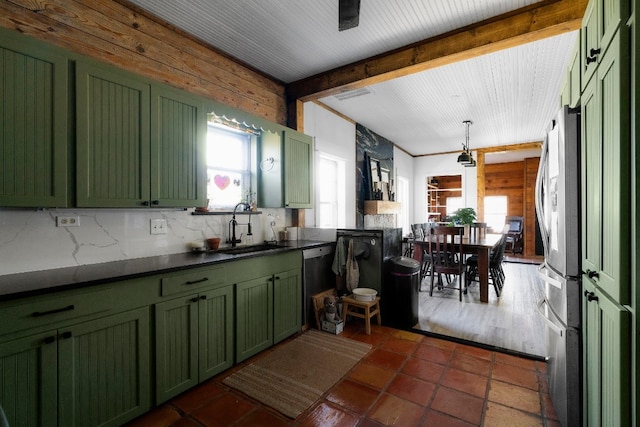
414, 260, 547, 358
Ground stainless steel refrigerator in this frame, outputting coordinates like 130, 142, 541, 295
535, 105, 581, 427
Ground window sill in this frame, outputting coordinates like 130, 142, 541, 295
192, 210, 262, 216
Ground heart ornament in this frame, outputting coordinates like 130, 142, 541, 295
214, 175, 230, 190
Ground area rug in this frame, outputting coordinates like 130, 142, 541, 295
223, 330, 372, 418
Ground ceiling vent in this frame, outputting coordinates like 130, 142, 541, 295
334, 87, 373, 101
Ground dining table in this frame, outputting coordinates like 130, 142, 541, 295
411, 233, 502, 303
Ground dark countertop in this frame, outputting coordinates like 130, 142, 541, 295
0, 240, 334, 301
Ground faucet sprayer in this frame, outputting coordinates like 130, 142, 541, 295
228, 202, 251, 247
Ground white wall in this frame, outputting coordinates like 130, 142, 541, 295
303, 102, 357, 228
413, 152, 478, 223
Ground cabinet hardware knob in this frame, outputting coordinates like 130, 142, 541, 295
190, 297, 199, 303
142, 201, 150, 206
32, 305, 75, 317
586, 55, 597, 64
185, 278, 208, 285
44, 336, 56, 344
275, 276, 280, 280
584, 291, 598, 302
152, 200, 160, 205
589, 47, 601, 56
200, 295, 207, 300
60, 331, 72, 339
587, 270, 599, 279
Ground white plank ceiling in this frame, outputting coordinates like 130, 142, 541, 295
126, 0, 580, 159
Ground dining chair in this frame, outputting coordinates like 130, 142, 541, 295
428, 225, 465, 301
465, 232, 508, 297
469, 222, 488, 241
504, 216, 524, 254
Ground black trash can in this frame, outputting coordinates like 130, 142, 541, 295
383, 256, 421, 328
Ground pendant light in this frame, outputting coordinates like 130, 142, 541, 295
457, 120, 476, 167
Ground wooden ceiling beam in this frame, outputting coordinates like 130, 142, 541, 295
286, 0, 587, 102
477, 141, 543, 154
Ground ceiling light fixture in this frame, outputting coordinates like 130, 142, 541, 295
457, 120, 476, 167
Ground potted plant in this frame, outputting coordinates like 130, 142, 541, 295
449, 207, 477, 235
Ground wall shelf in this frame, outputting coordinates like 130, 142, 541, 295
364, 200, 401, 215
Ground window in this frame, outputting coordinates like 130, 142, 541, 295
396, 176, 410, 235
206, 123, 253, 209
484, 195, 508, 232
316, 152, 345, 228
446, 197, 463, 218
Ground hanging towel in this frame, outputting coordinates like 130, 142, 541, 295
332, 236, 347, 276
345, 239, 360, 292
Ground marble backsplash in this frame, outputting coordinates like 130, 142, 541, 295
0, 208, 297, 275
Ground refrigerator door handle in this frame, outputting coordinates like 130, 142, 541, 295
537, 298, 564, 337
537, 263, 563, 290
535, 136, 550, 257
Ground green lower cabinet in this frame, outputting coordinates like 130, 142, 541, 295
0, 307, 150, 427
235, 276, 274, 362
155, 285, 233, 403
0, 330, 58, 427
235, 267, 302, 362
198, 287, 234, 380
582, 278, 631, 427
273, 269, 301, 344
58, 307, 151, 427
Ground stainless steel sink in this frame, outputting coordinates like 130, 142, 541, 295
216, 243, 282, 255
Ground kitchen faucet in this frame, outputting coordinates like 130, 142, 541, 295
228, 202, 251, 247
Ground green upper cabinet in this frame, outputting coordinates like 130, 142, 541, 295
581, 0, 630, 89
77, 60, 206, 208
283, 130, 313, 208
151, 86, 206, 207
568, 38, 581, 108
76, 61, 151, 207
581, 28, 631, 304
0, 30, 69, 207
258, 129, 313, 209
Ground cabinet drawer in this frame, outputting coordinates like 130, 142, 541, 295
161, 266, 226, 296
0, 287, 113, 336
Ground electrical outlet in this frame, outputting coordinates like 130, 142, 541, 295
56, 216, 80, 227
150, 218, 167, 235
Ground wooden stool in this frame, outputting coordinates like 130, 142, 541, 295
342, 295, 381, 335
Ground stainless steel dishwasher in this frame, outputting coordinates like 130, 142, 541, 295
302, 244, 335, 328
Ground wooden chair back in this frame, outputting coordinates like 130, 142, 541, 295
469, 222, 488, 241
429, 226, 464, 275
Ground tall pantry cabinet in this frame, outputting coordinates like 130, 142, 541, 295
579, 0, 633, 425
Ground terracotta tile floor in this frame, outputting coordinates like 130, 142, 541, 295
126, 323, 559, 427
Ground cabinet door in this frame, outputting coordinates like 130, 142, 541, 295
597, 31, 630, 303
151, 86, 207, 207
582, 278, 631, 427
58, 307, 151, 427
155, 295, 199, 404
283, 130, 313, 208
581, 76, 601, 277
76, 61, 151, 207
273, 269, 301, 344
0, 33, 68, 207
0, 330, 58, 427
257, 130, 283, 208
236, 276, 273, 362
581, 0, 630, 90
198, 286, 234, 380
